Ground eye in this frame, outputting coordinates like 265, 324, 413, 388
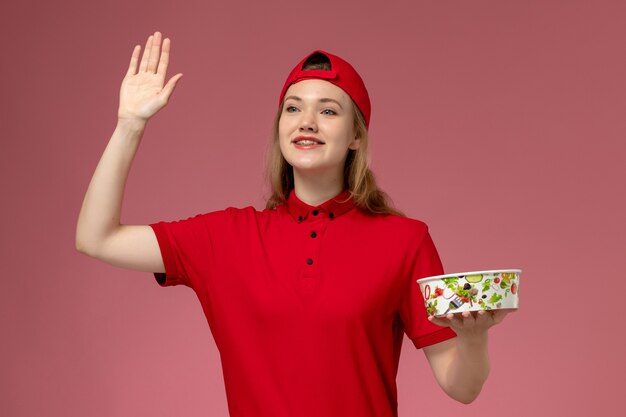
285, 105, 298, 113
322, 109, 337, 115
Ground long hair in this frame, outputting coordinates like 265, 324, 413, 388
263, 53, 406, 217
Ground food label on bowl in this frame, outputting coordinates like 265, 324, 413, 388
419, 271, 520, 316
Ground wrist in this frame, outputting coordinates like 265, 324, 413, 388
117, 117, 147, 132
455, 332, 490, 372
456, 331, 488, 350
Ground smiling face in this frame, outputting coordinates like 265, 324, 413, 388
278, 79, 360, 178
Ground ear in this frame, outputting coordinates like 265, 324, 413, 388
349, 121, 361, 150
349, 135, 361, 150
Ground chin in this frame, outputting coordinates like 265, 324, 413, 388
289, 160, 322, 171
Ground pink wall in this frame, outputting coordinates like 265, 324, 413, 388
2, 0, 624, 415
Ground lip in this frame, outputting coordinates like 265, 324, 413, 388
292, 136, 325, 144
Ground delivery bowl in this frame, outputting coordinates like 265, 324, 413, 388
417, 269, 521, 317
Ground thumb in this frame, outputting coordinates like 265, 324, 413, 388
161, 73, 183, 99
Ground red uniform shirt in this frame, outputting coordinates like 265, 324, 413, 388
149, 189, 456, 417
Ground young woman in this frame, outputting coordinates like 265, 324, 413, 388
76, 31, 509, 416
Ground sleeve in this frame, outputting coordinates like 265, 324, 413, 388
149, 209, 232, 289
398, 224, 457, 349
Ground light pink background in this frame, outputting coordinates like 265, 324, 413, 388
2, 1, 624, 416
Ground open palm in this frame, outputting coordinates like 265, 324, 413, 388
118, 32, 183, 122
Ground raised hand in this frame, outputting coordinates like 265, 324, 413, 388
117, 31, 183, 122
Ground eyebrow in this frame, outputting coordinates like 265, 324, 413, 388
284, 95, 344, 110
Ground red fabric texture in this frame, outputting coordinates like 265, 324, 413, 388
149, 189, 456, 417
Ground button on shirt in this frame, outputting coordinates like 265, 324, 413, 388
149, 189, 456, 417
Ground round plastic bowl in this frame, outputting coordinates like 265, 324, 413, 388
416, 269, 521, 317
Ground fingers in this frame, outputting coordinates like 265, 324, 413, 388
447, 312, 466, 328
428, 315, 451, 327
126, 45, 141, 76
156, 38, 171, 77
147, 32, 162, 73
491, 309, 510, 325
130, 32, 171, 78
475, 310, 490, 325
429, 310, 497, 331
138, 34, 154, 73
429, 309, 510, 339
428, 311, 476, 327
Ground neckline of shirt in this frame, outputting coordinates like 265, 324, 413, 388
285, 188, 355, 223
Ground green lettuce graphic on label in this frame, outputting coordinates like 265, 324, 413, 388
425, 271, 519, 315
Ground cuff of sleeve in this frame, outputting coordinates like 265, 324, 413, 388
149, 223, 185, 287
411, 327, 457, 349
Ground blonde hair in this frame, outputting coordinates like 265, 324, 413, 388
263, 56, 406, 217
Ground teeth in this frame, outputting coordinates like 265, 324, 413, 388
295, 140, 321, 145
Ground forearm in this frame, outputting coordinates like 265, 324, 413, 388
444, 333, 491, 404
75, 118, 147, 254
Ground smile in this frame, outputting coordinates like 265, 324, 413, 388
293, 142, 324, 149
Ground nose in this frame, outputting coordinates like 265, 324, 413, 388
298, 110, 318, 132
